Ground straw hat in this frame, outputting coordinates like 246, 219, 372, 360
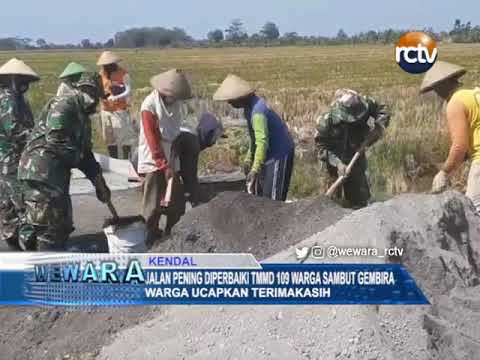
0, 58, 39, 81
97, 51, 122, 66
420, 61, 466, 93
59, 62, 87, 79
150, 69, 192, 100
213, 74, 255, 101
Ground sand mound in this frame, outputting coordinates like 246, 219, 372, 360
100, 191, 480, 360
0, 193, 348, 360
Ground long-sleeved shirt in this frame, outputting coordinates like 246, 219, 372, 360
137, 90, 182, 174
18, 92, 101, 193
100, 68, 131, 112
141, 110, 168, 171
109, 74, 132, 102
0, 87, 34, 177
244, 95, 294, 173
315, 94, 390, 165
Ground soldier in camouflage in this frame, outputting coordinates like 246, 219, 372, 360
0, 58, 39, 250
315, 89, 390, 209
17, 72, 111, 251
56, 62, 87, 96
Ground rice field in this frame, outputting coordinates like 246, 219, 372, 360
2, 44, 480, 199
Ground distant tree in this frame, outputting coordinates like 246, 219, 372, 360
81, 39, 93, 48
336, 29, 348, 41
281, 32, 301, 45
207, 29, 224, 43
6, 19, 480, 50
225, 19, 248, 44
0, 38, 17, 50
454, 19, 462, 33
114, 27, 192, 48
36, 38, 47, 48
365, 30, 379, 43
104, 38, 114, 48
261, 22, 280, 40
248, 33, 264, 46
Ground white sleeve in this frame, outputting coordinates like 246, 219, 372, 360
112, 74, 132, 100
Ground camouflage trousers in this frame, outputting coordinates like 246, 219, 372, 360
18, 180, 73, 251
0, 175, 25, 250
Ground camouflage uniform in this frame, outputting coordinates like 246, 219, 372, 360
315, 89, 390, 208
18, 83, 105, 251
0, 87, 34, 249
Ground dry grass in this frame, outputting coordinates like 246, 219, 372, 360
2, 44, 480, 199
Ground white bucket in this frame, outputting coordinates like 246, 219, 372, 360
104, 220, 147, 253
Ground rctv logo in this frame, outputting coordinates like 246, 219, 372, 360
395, 31, 438, 74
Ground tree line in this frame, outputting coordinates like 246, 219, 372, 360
1, 19, 480, 51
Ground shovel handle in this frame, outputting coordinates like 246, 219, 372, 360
161, 177, 174, 208
325, 151, 362, 197
325, 139, 371, 198
107, 200, 119, 220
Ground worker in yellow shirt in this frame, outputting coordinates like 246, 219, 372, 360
420, 61, 480, 212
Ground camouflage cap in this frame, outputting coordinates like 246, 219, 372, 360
328, 89, 369, 124
74, 72, 104, 99
75, 72, 101, 90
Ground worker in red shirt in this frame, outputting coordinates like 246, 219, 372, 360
138, 69, 192, 242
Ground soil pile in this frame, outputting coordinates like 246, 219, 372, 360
155, 191, 350, 259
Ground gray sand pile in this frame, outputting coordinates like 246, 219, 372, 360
155, 191, 350, 259
0, 192, 348, 360
100, 191, 480, 360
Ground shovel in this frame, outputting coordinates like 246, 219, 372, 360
325, 141, 369, 198
160, 177, 174, 208
106, 200, 119, 221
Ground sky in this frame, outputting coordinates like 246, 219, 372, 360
1, 0, 479, 44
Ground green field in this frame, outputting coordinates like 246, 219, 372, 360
3, 44, 480, 199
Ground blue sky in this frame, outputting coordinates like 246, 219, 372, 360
1, 0, 479, 43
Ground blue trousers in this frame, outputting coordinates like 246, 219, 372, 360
254, 149, 294, 201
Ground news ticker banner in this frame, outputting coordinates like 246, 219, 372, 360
0, 253, 429, 306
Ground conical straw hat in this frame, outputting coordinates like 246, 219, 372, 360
213, 74, 255, 101
150, 69, 192, 100
0, 58, 39, 81
420, 61, 466, 93
97, 51, 122, 66
59, 62, 87, 79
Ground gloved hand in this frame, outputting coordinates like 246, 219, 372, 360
432, 170, 450, 194
246, 171, 258, 194
337, 162, 348, 177
243, 162, 251, 176
94, 173, 111, 203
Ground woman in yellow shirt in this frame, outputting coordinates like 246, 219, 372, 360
420, 61, 480, 212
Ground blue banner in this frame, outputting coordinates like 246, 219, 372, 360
0, 254, 429, 306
